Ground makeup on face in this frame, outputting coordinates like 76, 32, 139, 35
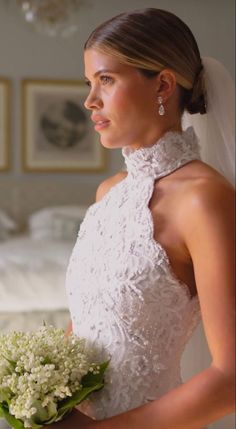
84, 49, 164, 150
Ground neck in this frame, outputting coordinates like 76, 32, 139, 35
131, 119, 183, 151
156, 120, 183, 141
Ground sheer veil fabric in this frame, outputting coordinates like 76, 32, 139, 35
182, 57, 235, 187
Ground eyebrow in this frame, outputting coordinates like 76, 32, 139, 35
84, 68, 117, 81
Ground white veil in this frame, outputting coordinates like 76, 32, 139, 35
182, 57, 235, 187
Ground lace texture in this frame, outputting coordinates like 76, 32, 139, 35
66, 126, 202, 419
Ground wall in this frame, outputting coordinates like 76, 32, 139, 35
0, 0, 234, 193
0, 1, 235, 428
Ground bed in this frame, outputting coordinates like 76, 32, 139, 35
0, 197, 92, 333
0, 233, 73, 333
0, 180, 98, 428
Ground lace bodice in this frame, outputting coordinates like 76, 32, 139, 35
66, 127, 202, 419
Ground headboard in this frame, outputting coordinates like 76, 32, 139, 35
0, 179, 97, 228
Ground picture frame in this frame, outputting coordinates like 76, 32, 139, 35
21, 79, 106, 172
0, 78, 10, 171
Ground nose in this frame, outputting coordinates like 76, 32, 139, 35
84, 88, 103, 110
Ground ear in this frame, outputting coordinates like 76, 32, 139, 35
155, 69, 177, 102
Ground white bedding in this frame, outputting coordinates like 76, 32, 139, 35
0, 235, 74, 312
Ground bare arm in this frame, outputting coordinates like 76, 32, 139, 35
51, 179, 235, 429
65, 320, 72, 336
93, 180, 235, 429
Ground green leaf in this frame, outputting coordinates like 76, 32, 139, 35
28, 400, 57, 427
81, 360, 110, 387
0, 404, 24, 429
31, 400, 50, 422
44, 408, 70, 425
0, 354, 16, 370
0, 389, 10, 403
0, 360, 109, 428
41, 356, 52, 365
57, 382, 103, 417
27, 421, 43, 429
55, 360, 109, 418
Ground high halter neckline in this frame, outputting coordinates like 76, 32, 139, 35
122, 126, 201, 180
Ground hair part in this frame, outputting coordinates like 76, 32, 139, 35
85, 8, 206, 115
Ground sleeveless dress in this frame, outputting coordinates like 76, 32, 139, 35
66, 126, 202, 420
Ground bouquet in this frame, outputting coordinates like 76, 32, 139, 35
0, 325, 108, 429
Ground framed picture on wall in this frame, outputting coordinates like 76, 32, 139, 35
21, 79, 106, 172
0, 78, 10, 171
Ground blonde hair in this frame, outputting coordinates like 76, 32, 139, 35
85, 8, 206, 115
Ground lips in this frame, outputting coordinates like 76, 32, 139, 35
91, 114, 110, 131
91, 114, 110, 125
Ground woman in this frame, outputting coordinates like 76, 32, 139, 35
50, 8, 235, 429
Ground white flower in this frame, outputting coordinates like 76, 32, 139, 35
0, 326, 107, 429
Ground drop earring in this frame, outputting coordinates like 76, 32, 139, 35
157, 96, 165, 116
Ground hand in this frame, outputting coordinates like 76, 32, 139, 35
44, 408, 97, 428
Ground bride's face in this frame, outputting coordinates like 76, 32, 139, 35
84, 49, 161, 150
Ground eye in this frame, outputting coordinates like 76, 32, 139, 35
100, 75, 113, 85
85, 79, 91, 87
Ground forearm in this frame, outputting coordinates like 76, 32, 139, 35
65, 320, 72, 336
96, 366, 235, 429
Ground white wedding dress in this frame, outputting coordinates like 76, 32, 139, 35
66, 126, 202, 420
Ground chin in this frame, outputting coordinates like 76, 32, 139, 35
99, 135, 123, 149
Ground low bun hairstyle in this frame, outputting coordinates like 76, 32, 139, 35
185, 66, 206, 114
85, 8, 207, 115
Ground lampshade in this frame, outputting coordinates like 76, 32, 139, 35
17, 0, 81, 38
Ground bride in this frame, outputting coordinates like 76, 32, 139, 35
48, 8, 235, 429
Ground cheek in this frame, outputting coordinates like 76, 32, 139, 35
110, 87, 151, 122
109, 89, 131, 114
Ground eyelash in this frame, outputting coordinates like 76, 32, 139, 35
100, 75, 113, 85
85, 75, 114, 87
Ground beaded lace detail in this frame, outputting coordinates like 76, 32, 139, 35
66, 126, 202, 419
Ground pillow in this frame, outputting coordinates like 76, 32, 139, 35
0, 209, 18, 241
28, 205, 88, 240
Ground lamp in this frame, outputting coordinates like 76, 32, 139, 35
17, 0, 81, 38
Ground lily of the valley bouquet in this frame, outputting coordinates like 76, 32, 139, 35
0, 325, 108, 429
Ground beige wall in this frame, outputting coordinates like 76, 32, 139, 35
0, 0, 234, 193
0, 2, 235, 428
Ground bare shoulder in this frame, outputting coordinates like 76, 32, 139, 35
183, 174, 234, 216
160, 160, 235, 247
177, 169, 235, 245
96, 171, 128, 202
170, 160, 234, 215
